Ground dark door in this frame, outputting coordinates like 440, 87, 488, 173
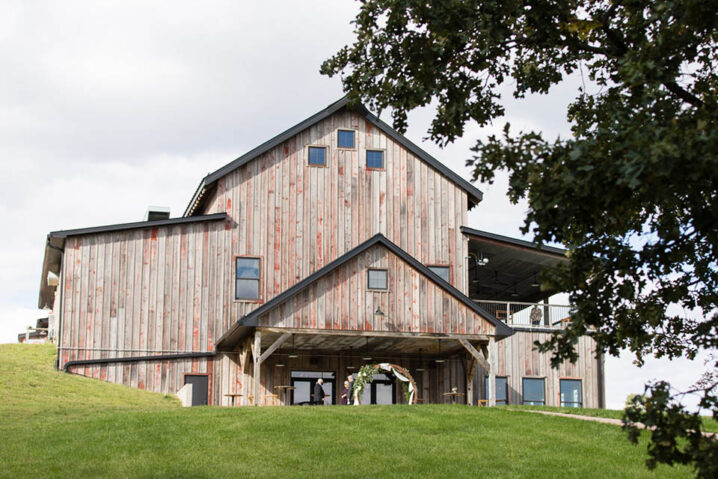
184, 375, 209, 406
290, 371, 335, 405
358, 373, 396, 404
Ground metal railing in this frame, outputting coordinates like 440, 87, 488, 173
474, 301, 572, 329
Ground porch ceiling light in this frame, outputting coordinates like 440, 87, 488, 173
275, 363, 285, 367
435, 340, 445, 363
288, 334, 299, 359
362, 337, 373, 361
531, 274, 540, 288
416, 348, 425, 372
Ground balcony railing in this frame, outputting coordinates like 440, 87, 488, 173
474, 301, 572, 329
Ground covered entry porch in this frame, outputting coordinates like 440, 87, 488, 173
224, 327, 500, 407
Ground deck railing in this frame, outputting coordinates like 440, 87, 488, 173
474, 301, 572, 329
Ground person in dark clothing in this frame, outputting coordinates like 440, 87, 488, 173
341, 380, 350, 405
313, 378, 328, 405
346, 374, 354, 405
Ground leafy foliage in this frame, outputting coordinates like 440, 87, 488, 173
353, 364, 379, 404
322, 0, 718, 473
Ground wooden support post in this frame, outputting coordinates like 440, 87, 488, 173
253, 330, 261, 406
488, 337, 496, 407
238, 340, 250, 406
466, 357, 478, 406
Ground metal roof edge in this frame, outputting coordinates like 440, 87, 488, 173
461, 226, 568, 257
49, 212, 228, 239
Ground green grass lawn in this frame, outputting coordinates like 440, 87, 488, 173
0, 344, 694, 478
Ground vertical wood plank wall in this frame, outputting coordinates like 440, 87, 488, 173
475, 331, 601, 408
256, 245, 495, 336
201, 109, 470, 325
58, 220, 231, 401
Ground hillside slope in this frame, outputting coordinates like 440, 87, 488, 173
0, 345, 690, 478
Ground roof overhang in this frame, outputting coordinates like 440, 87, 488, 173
37, 213, 227, 309
461, 226, 568, 302
184, 96, 483, 216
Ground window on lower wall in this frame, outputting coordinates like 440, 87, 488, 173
428, 265, 450, 283
560, 379, 582, 408
522, 378, 545, 405
235, 257, 260, 300
484, 376, 508, 405
367, 269, 388, 290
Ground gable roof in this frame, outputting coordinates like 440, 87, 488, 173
184, 96, 483, 216
215, 233, 513, 350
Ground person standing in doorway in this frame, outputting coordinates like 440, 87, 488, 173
347, 374, 354, 405
341, 380, 350, 405
313, 378, 328, 405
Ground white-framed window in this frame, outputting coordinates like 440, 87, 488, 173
367, 269, 388, 290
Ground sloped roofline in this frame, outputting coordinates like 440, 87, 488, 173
460, 226, 568, 258
215, 233, 513, 350
184, 96, 483, 216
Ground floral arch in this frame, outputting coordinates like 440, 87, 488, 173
353, 363, 418, 405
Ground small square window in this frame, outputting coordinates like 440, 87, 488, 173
308, 146, 326, 166
366, 150, 384, 169
337, 130, 355, 148
428, 266, 450, 283
236, 257, 260, 300
367, 269, 388, 290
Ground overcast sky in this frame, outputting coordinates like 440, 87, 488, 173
0, 1, 710, 411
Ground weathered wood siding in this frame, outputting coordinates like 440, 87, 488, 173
255, 245, 495, 336
58, 220, 232, 397
476, 331, 601, 408
202, 108, 470, 324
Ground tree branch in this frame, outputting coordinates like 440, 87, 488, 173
663, 80, 705, 108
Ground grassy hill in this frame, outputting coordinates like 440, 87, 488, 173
0, 344, 691, 478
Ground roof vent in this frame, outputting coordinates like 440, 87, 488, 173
144, 206, 170, 222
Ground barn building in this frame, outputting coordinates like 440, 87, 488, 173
38, 97, 605, 407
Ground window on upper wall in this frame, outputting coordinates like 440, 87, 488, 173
522, 378, 545, 405
428, 266, 450, 283
484, 376, 509, 405
308, 146, 327, 166
235, 257, 260, 300
366, 150, 384, 169
337, 129, 355, 148
367, 269, 388, 290
560, 379, 582, 408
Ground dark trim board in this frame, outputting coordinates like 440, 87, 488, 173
461, 226, 567, 257
49, 213, 228, 238
215, 234, 514, 350
62, 351, 217, 371
184, 96, 483, 216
